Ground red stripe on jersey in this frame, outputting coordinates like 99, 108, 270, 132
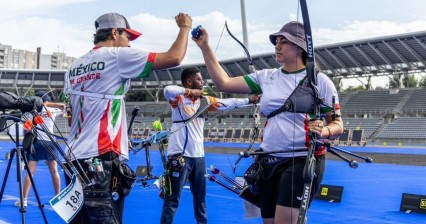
98, 101, 113, 155
112, 123, 122, 155
148, 52, 156, 62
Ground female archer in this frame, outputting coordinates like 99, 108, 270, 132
193, 21, 343, 224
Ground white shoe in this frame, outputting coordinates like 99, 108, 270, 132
14, 199, 27, 207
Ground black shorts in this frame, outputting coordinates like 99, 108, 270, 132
28, 140, 58, 161
258, 155, 325, 219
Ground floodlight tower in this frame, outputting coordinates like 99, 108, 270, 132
240, 0, 249, 50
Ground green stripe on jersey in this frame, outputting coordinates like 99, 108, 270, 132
243, 75, 262, 94
138, 62, 153, 78
111, 85, 125, 127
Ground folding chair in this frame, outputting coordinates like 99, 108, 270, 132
203, 128, 210, 141
337, 129, 351, 146
142, 128, 151, 139
351, 129, 366, 146
208, 128, 218, 142
241, 128, 252, 143
232, 128, 242, 142
256, 128, 263, 143
131, 128, 140, 139
216, 128, 226, 142
223, 128, 234, 142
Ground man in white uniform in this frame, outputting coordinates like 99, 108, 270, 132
64, 12, 193, 224
160, 67, 259, 224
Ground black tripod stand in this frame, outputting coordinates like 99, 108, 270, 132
133, 138, 159, 187
132, 131, 171, 187
0, 115, 48, 224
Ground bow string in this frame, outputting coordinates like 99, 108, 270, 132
296, 0, 322, 223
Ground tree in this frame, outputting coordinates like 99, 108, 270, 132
404, 74, 418, 88
125, 89, 147, 101
332, 78, 342, 92
388, 74, 402, 88
389, 74, 418, 88
344, 85, 365, 92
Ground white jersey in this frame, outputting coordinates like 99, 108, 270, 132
37, 106, 62, 141
25, 106, 61, 141
64, 47, 156, 161
164, 85, 250, 158
244, 68, 339, 157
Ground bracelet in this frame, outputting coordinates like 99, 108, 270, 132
179, 25, 191, 29
325, 126, 332, 139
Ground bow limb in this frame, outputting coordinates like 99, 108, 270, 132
225, 21, 256, 73
297, 0, 321, 223
225, 20, 259, 173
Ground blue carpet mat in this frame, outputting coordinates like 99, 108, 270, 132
0, 141, 425, 223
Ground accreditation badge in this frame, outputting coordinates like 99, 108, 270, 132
49, 174, 84, 223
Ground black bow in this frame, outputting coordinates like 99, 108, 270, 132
296, 0, 321, 223
225, 21, 256, 73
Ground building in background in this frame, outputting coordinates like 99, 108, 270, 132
0, 44, 75, 70
0, 44, 13, 68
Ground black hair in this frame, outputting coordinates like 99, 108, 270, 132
181, 67, 201, 85
93, 28, 125, 44
35, 91, 51, 102
301, 50, 307, 66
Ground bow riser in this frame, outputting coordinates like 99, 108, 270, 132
297, 0, 321, 223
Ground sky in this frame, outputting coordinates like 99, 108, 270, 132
1, 0, 426, 88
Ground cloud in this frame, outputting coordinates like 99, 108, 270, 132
1, 15, 92, 57
2, 3, 426, 68
128, 11, 258, 65
0, 0, 94, 12
0, 0, 94, 56
315, 20, 426, 46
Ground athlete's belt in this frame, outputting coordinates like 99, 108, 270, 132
261, 156, 288, 164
